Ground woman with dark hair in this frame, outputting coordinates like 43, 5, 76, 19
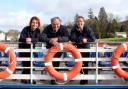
19, 16, 42, 84
70, 16, 95, 85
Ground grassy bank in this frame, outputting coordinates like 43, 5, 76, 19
98, 37, 128, 42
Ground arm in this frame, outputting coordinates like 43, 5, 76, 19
19, 27, 28, 42
76, 26, 95, 43
41, 27, 50, 43
70, 28, 82, 43
86, 27, 95, 42
58, 26, 69, 42
31, 29, 41, 43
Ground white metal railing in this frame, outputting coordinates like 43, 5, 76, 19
0, 42, 128, 85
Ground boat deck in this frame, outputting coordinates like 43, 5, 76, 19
0, 42, 128, 89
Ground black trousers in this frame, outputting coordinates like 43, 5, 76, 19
80, 52, 90, 74
52, 52, 68, 71
52, 52, 62, 67
19, 52, 31, 74
72, 43, 90, 74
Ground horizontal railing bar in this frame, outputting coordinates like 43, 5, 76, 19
7, 74, 121, 80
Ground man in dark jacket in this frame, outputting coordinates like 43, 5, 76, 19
70, 16, 95, 85
19, 16, 41, 84
41, 17, 69, 84
41, 17, 69, 48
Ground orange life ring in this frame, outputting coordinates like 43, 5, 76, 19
98, 43, 110, 48
112, 42, 128, 79
44, 43, 82, 81
0, 43, 16, 79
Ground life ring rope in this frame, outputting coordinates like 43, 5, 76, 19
44, 62, 52, 66
112, 64, 120, 69
44, 43, 82, 81
6, 68, 13, 74
63, 73, 67, 81
0, 43, 16, 79
112, 42, 128, 79
75, 58, 83, 62
4, 47, 10, 53
122, 43, 127, 51
59, 43, 64, 50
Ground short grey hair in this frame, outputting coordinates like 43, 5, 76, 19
51, 17, 61, 23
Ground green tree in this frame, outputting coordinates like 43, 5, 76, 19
94, 17, 100, 38
98, 7, 108, 21
74, 13, 79, 22
6, 29, 20, 41
107, 20, 120, 38
98, 7, 108, 38
65, 21, 73, 33
88, 8, 94, 19
112, 19, 120, 32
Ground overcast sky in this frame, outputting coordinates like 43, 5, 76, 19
0, 0, 128, 32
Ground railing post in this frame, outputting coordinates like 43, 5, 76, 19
30, 43, 33, 84
95, 41, 99, 84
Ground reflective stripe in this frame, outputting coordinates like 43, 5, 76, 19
45, 62, 52, 66
123, 43, 127, 51
63, 73, 67, 81
103, 44, 106, 47
5, 47, 10, 53
6, 68, 13, 74
0, 79, 3, 81
60, 43, 63, 50
75, 58, 82, 62
112, 64, 120, 69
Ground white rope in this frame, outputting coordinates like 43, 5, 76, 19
123, 43, 127, 51
103, 44, 106, 48
75, 58, 82, 62
6, 68, 13, 74
63, 73, 67, 81
112, 64, 120, 69
0, 79, 3, 82
4, 47, 10, 53
44, 62, 52, 66
59, 43, 63, 50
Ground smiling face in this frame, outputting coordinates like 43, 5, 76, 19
76, 17, 85, 30
51, 19, 61, 31
30, 19, 39, 30
29, 16, 40, 31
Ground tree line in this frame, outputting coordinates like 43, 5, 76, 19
66, 7, 128, 39
2, 7, 128, 41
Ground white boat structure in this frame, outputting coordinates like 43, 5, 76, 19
0, 42, 128, 89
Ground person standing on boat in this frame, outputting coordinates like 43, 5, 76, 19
70, 16, 95, 85
19, 16, 42, 84
41, 17, 69, 84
